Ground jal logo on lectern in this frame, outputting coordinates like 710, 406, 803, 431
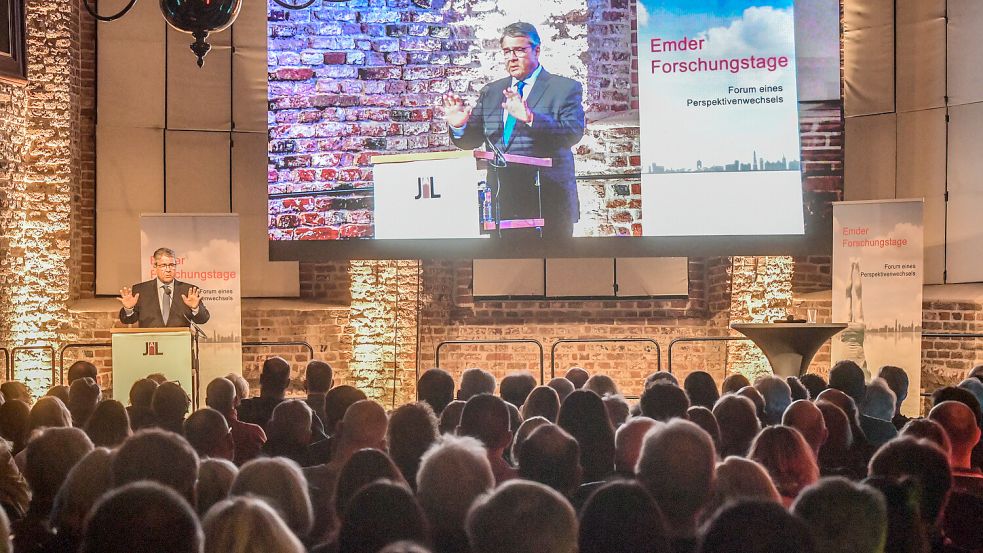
143, 342, 164, 356
414, 177, 442, 200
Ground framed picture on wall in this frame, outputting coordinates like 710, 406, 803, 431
0, 0, 26, 83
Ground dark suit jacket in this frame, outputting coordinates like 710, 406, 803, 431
118, 279, 210, 328
451, 68, 585, 227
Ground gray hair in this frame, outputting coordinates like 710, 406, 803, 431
500, 22, 541, 48
417, 434, 494, 533
861, 378, 897, 422
152, 247, 176, 261
792, 477, 887, 553
459, 368, 496, 401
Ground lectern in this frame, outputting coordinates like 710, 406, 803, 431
111, 328, 195, 405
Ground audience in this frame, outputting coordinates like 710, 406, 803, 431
0, 358, 977, 553
416, 368, 455, 416
65, 361, 98, 385
720, 373, 750, 395
878, 365, 911, 429
564, 367, 590, 390
466, 480, 577, 553
238, 356, 293, 429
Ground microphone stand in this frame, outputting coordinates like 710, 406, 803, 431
484, 136, 508, 238
185, 314, 205, 410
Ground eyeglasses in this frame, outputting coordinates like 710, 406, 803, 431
501, 46, 532, 59
155, 263, 177, 269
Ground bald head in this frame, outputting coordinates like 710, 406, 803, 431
205, 377, 236, 414
338, 400, 388, 452
929, 400, 982, 468
614, 417, 659, 474
782, 400, 828, 456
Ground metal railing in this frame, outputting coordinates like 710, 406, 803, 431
435, 339, 546, 383
667, 336, 752, 374
10, 345, 57, 387
58, 342, 112, 384
549, 338, 662, 381
919, 332, 983, 397
242, 341, 315, 359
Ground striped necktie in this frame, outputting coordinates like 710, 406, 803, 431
502, 80, 527, 146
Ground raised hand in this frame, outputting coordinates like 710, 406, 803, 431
441, 92, 472, 128
118, 287, 139, 310
502, 88, 532, 123
181, 286, 202, 310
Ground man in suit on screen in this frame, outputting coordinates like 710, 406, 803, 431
442, 22, 586, 239
118, 247, 210, 328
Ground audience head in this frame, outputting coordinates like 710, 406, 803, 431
686, 406, 720, 449
128, 378, 158, 408
387, 401, 439, 489
547, 377, 575, 402
637, 419, 716, 533
438, 400, 465, 435
184, 407, 234, 460
324, 385, 368, 434
928, 400, 981, 468
259, 356, 292, 396
458, 368, 496, 401
204, 376, 236, 415
829, 360, 867, 406
267, 399, 313, 447
511, 415, 551, 466
868, 437, 952, 526
720, 373, 750, 395
958, 377, 983, 412
146, 373, 168, 385
337, 399, 388, 454
112, 428, 200, 504
203, 496, 303, 553
25, 427, 94, 511
877, 365, 909, 414
603, 394, 630, 427
900, 417, 951, 454
614, 416, 659, 474
0, 399, 31, 452
862, 476, 927, 553
736, 386, 766, 422
500, 372, 538, 408
782, 400, 827, 457
754, 376, 792, 426
798, 373, 827, 399
521, 385, 560, 422
304, 360, 333, 394
416, 435, 494, 540
578, 480, 670, 553
196, 457, 237, 516
583, 374, 619, 398
517, 424, 582, 496
816, 388, 861, 427
931, 385, 982, 424
67, 360, 99, 384
337, 480, 429, 553
699, 499, 814, 553
231, 457, 313, 538
557, 390, 615, 482
81, 482, 201, 553
50, 448, 113, 541
334, 448, 405, 516
860, 377, 896, 422
639, 382, 690, 421
0, 382, 31, 405
644, 371, 679, 389
564, 367, 590, 389
225, 373, 250, 401
84, 399, 131, 448
151, 381, 191, 424
786, 376, 809, 402
792, 477, 887, 553
458, 394, 511, 453
29, 395, 72, 431
748, 425, 819, 504
46, 384, 70, 404
704, 456, 781, 520
712, 394, 760, 457
417, 368, 455, 415
466, 480, 577, 553
684, 371, 719, 410
378, 542, 432, 553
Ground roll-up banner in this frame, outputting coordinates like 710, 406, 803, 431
141, 214, 243, 401
832, 200, 923, 416
637, 0, 804, 236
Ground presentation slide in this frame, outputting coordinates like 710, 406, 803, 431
267, 0, 841, 258
639, 0, 804, 236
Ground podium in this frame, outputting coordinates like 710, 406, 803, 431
111, 328, 195, 406
371, 150, 553, 239
730, 323, 848, 377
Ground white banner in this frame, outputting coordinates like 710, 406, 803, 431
140, 214, 243, 402
832, 200, 923, 416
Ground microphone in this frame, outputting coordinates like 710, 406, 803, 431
184, 313, 205, 337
